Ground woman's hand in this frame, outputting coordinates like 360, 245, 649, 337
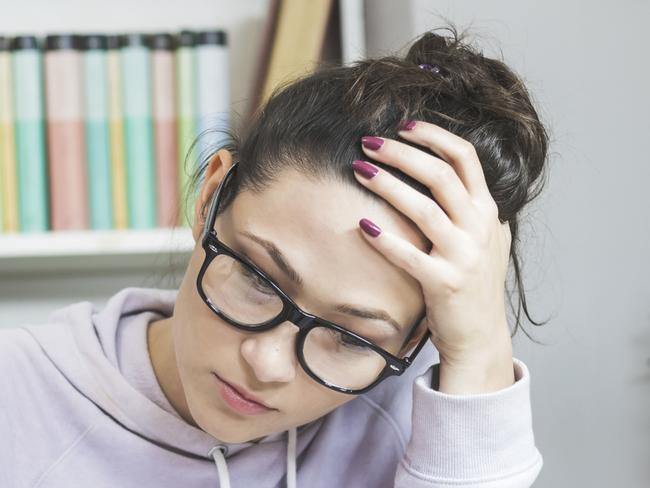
352, 120, 515, 394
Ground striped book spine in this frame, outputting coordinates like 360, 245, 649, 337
175, 30, 196, 227
83, 34, 113, 229
151, 33, 179, 228
121, 33, 156, 229
12, 36, 48, 232
0, 36, 18, 233
106, 34, 128, 229
44, 34, 88, 230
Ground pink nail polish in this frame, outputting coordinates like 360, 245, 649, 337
352, 159, 378, 179
359, 218, 381, 237
398, 120, 416, 131
361, 136, 384, 151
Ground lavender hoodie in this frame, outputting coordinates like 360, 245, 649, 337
0, 287, 542, 487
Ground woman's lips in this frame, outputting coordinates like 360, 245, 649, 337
212, 373, 276, 416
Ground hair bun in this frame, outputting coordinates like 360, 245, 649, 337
403, 30, 454, 71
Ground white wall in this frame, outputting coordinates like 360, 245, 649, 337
367, 1, 650, 486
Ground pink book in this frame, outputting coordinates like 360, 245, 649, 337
44, 34, 88, 230
151, 33, 179, 228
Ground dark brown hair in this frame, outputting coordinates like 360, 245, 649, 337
187, 25, 550, 340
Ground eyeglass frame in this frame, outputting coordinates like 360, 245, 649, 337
196, 161, 431, 394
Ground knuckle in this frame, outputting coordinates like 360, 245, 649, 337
440, 269, 463, 293
458, 142, 478, 160
395, 144, 412, 162
400, 247, 422, 271
432, 162, 455, 185
417, 198, 442, 224
384, 175, 402, 197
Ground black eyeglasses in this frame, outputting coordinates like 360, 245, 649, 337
196, 162, 431, 394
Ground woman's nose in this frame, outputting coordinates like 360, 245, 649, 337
240, 322, 299, 383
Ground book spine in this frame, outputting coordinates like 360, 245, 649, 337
12, 37, 48, 232
83, 35, 113, 230
106, 35, 128, 229
151, 34, 179, 228
175, 31, 196, 227
121, 34, 156, 229
0, 38, 19, 233
44, 34, 88, 230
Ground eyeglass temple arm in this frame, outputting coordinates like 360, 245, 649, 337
398, 309, 431, 366
202, 162, 239, 242
403, 329, 431, 366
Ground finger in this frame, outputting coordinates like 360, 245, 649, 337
352, 159, 459, 253
397, 120, 493, 203
360, 135, 477, 229
357, 217, 445, 286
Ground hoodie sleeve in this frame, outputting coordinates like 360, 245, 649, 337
394, 357, 543, 488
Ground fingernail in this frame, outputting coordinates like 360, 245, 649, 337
352, 159, 378, 179
398, 120, 416, 131
359, 218, 381, 237
361, 136, 384, 151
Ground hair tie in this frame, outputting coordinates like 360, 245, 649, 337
418, 63, 441, 74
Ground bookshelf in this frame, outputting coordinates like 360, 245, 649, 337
0, 228, 194, 273
0, 0, 366, 328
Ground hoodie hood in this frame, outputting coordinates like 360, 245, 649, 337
23, 287, 311, 486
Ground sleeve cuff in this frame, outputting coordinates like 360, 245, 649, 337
396, 357, 543, 487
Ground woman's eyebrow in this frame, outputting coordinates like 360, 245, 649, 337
239, 230, 403, 332
239, 230, 304, 286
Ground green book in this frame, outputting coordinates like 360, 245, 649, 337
121, 33, 156, 229
12, 36, 48, 232
83, 34, 113, 229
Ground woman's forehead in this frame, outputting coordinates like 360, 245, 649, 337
226, 170, 426, 314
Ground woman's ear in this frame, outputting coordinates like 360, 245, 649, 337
191, 149, 234, 242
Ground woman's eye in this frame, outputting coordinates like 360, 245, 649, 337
241, 265, 276, 295
334, 331, 370, 352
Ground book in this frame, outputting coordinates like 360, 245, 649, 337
151, 33, 179, 228
258, 0, 335, 110
83, 34, 113, 230
121, 33, 156, 229
45, 34, 88, 230
0, 36, 19, 233
12, 36, 48, 232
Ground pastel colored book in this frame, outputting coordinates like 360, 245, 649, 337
12, 35, 48, 232
0, 36, 18, 233
44, 34, 88, 230
107, 34, 129, 229
83, 34, 113, 230
121, 33, 156, 229
151, 33, 179, 228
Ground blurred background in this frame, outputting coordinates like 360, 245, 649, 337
0, 1, 648, 486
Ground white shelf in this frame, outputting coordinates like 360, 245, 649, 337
0, 228, 195, 274
0, 228, 194, 258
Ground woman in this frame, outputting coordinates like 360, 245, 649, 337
0, 27, 548, 487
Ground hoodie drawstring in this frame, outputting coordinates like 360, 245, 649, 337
287, 426, 297, 488
209, 427, 297, 488
209, 445, 231, 488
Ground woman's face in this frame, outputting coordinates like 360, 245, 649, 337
171, 151, 429, 443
